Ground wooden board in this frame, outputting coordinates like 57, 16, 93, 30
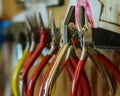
100, 0, 120, 25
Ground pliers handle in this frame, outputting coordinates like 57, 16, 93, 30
70, 56, 91, 96
20, 29, 50, 80
96, 53, 120, 84
27, 46, 57, 96
38, 54, 57, 96
12, 49, 28, 96
27, 54, 53, 96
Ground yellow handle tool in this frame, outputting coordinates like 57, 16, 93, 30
12, 49, 28, 96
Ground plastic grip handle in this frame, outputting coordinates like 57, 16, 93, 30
21, 31, 48, 96
70, 57, 79, 68
70, 57, 83, 96
23, 79, 27, 96
38, 55, 57, 96
20, 32, 48, 80
70, 57, 91, 96
27, 54, 52, 96
80, 71, 91, 96
12, 50, 28, 96
20, 51, 33, 75
66, 59, 75, 78
19, 51, 33, 96
40, 31, 49, 43
96, 54, 120, 84
71, 60, 87, 96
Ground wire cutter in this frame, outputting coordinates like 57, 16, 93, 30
71, 13, 120, 96
11, 16, 33, 96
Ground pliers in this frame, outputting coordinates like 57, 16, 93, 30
71, 13, 120, 96
12, 45, 29, 96
11, 17, 32, 96
39, 17, 81, 95
71, 12, 92, 96
20, 13, 51, 96
26, 11, 60, 96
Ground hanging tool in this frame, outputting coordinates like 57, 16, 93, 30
11, 16, 32, 96
37, 19, 77, 96
40, 6, 79, 95
75, 6, 115, 96
20, 12, 50, 83
71, 12, 120, 96
12, 46, 29, 96
71, 13, 94, 96
26, 11, 60, 96
19, 12, 49, 96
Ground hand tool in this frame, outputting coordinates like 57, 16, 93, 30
71, 12, 120, 96
11, 17, 32, 96
20, 12, 50, 82
26, 11, 60, 96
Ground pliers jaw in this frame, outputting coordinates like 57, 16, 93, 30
76, 13, 93, 60
76, 13, 93, 46
49, 11, 61, 47
39, 12, 45, 31
83, 13, 93, 45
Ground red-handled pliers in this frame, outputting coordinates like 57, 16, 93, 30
38, 45, 74, 96
70, 55, 91, 96
71, 13, 92, 96
72, 12, 120, 96
20, 13, 51, 96
20, 14, 50, 80
27, 46, 57, 96
71, 40, 91, 96
27, 11, 60, 96
65, 55, 83, 96
37, 54, 57, 96
20, 28, 50, 79
19, 16, 36, 96
22, 50, 34, 96
20, 12, 50, 78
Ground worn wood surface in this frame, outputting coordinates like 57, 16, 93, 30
99, 0, 120, 33
100, 0, 120, 25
